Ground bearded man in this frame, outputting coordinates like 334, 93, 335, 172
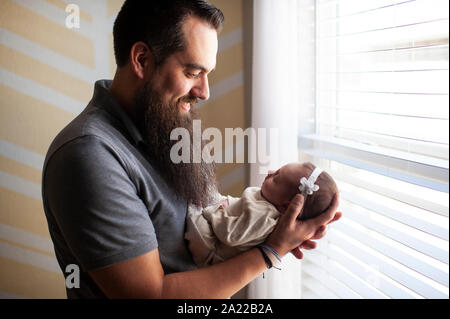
42, 0, 340, 299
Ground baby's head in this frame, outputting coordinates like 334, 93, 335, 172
260, 162, 338, 220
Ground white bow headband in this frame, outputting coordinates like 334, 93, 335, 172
298, 167, 322, 197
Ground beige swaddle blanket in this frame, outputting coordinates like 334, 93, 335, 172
185, 187, 281, 267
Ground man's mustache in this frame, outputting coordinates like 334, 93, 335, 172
178, 95, 200, 106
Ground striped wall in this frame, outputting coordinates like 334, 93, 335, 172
200, 0, 249, 198
0, 0, 248, 298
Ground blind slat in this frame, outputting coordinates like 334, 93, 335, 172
317, 0, 450, 20
313, 93, 450, 120
318, 71, 449, 95
301, 290, 324, 299
301, 148, 447, 192
340, 203, 448, 264
302, 276, 339, 299
333, 218, 449, 287
327, 43, 449, 56
340, 188, 449, 240
300, 134, 448, 168
300, 0, 449, 299
316, 244, 422, 298
299, 135, 448, 192
302, 259, 363, 298
316, 122, 448, 145
329, 165, 449, 217
328, 229, 449, 298
307, 128, 450, 161
316, 89, 448, 95
302, 276, 340, 299
318, 111, 449, 145
318, 0, 415, 20
316, 106, 448, 121
320, 18, 449, 40
306, 238, 437, 298
320, 69, 449, 74
306, 252, 389, 298
319, 20, 449, 53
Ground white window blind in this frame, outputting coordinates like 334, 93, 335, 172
298, 0, 449, 299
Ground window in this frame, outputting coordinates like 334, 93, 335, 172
298, 0, 449, 298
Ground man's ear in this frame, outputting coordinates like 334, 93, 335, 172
129, 42, 155, 80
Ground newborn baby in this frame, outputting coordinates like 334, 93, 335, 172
185, 162, 338, 267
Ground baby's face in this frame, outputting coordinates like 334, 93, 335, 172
261, 163, 308, 211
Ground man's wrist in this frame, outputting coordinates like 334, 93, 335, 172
264, 240, 287, 258
256, 246, 273, 269
257, 244, 282, 270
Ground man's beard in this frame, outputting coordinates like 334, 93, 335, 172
135, 81, 219, 208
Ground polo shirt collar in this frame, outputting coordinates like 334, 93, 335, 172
92, 79, 145, 146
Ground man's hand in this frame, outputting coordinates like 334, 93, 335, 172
266, 193, 341, 258
89, 193, 341, 298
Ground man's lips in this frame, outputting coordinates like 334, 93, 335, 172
180, 101, 191, 112
179, 96, 199, 112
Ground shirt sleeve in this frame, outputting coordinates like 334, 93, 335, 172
43, 135, 158, 271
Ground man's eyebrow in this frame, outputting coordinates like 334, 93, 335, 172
184, 63, 216, 73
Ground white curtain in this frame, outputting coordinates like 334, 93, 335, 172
247, 0, 302, 298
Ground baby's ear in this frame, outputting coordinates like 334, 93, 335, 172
278, 200, 291, 214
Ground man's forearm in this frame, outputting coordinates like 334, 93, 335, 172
161, 248, 267, 298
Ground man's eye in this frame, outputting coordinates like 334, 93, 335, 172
186, 72, 200, 78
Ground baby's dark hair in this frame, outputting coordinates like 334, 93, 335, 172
298, 162, 338, 220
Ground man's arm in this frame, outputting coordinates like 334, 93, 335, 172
89, 194, 341, 298
89, 246, 266, 298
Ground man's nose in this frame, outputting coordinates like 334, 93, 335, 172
267, 170, 275, 176
191, 75, 210, 101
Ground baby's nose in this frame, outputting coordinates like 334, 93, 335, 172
268, 170, 275, 176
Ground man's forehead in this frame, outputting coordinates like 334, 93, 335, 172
180, 16, 218, 72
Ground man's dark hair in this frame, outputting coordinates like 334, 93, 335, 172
113, 0, 224, 68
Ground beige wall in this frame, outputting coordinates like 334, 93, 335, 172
201, 0, 249, 197
0, 0, 248, 298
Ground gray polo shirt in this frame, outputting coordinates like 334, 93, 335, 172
42, 80, 197, 299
